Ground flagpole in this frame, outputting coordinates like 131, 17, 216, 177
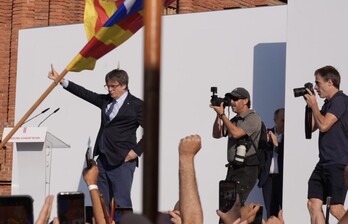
142, 0, 162, 222
0, 69, 69, 149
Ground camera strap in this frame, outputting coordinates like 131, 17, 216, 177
242, 111, 262, 156
249, 130, 261, 156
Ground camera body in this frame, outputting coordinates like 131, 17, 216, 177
210, 87, 232, 107
293, 82, 315, 139
293, 82, 315, 97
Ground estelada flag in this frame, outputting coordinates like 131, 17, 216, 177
66, 0, 174, 72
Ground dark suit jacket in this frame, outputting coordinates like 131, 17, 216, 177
65, 81, 143, 167
258, 127, 284, 187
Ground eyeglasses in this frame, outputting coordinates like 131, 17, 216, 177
104, 84, 120, 90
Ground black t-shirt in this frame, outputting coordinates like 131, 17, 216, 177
319, 91, 348, 165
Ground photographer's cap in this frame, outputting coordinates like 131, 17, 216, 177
229, 87, 250, 99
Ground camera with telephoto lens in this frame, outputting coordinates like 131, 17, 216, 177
233, 138, 251, 167
293, 82, 315, 97
210, 87, 232, 107
293, 82, 315, 139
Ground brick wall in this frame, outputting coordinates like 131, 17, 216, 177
177, 0, 285, 13
0, 0, 285, 195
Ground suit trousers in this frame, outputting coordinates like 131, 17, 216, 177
262, 173, 283, 218
97, 153, 136, 209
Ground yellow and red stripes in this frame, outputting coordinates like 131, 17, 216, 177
67, 0, 174, 72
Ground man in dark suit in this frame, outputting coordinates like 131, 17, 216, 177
258, 108, 284, 218
49, 66, 143, 210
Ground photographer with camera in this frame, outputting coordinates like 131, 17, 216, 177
210, 87, 262, 204
302, 65, 348, 224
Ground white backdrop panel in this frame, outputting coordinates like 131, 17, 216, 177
284, 0, 348, 223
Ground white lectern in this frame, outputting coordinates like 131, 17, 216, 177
2, 127, 70, 219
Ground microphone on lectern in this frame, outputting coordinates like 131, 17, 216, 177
38, 108, 60, 127
22, 108, 50, 125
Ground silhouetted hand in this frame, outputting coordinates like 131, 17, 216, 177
216, 194, 242, 224
240, 203, 262, 224
35, 195, 59, 224
83, 160, 98, 186
263, 210, 284, 224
